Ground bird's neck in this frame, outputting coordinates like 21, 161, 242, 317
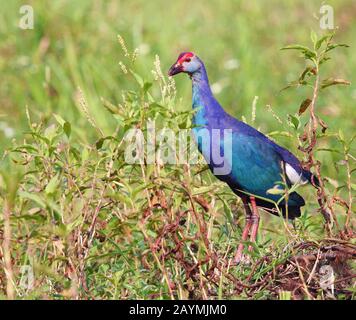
191, 65, 212, 108
191, 65, 224, 125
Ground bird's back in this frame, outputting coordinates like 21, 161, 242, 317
193, 103, 306, 218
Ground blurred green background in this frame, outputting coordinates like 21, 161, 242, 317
0, 0, 355, 152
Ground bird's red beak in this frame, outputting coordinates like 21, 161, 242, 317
168, 62, 183, 76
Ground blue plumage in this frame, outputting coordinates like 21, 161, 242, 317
192, 58, 310, 218
169, 52, 318, 262
188, 57, 314, 217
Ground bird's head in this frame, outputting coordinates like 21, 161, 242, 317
168, 52, 201, 76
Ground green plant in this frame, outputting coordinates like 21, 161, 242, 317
1, 32, 354, 300
281, 32, 353, 235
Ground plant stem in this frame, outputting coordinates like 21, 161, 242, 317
303, 59, 337, 232
344, 152, 353, 232
3, 199, 15, 300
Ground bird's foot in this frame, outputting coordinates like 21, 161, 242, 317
229, 253, 251, 266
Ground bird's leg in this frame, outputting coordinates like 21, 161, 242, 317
248, 196, 260, 252
233, 197, 252, 264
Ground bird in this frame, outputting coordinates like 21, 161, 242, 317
168, 52, 319, 263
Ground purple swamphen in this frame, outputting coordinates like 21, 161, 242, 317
168, 52, 319, 263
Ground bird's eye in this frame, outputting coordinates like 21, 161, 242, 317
185, 58, 191, 62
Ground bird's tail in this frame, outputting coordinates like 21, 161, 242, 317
261, 204, 302, 220
257, 191, 305, 220
302, 169, 320, 188
279, 205, 302, 219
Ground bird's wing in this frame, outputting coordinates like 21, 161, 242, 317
271, 140, 319, 187
227, 132, 284, 196
222, 116, 316, 187
221, 131, 304, 207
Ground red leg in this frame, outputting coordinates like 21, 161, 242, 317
248, 196, 260, 252
233, 197, 252, 264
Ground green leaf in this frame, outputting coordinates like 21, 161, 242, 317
129, 70, 144, 88
315, 35, 330, 50
81, 148, 89, 162
319, 56, 331, 65
280, 79, 308, 92
143, 82, 152, 93
53, 113, 66, 126
109, 191, 133, 206
101, 98, 121, 115
310, 30, 317, 47
325, 43, 349, 53
113, 114, 124, 126
66, 216, 84, 233
288, 114, 300, 130
53, 114, 71, 137
70, 146, 80, 161
281, 44, 316, 60
338, 129, 345, 142
267, 187, 285, 195
267, 131, 293, 137
12, 144, 38, 153
45, 174, 60, 195
192, 186, 215, 196
44, 124, 57, 141
95, 136, 117, 149
321, 78, 351, 89
281, 44, 312, 52
18, 191, 46, 208
26, 132, 50, 145
220, 197, 234, 226
317, 148, 342, 154
132, 182, 155, 199
303, 50, 317, 60
63, 122, 71, 138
